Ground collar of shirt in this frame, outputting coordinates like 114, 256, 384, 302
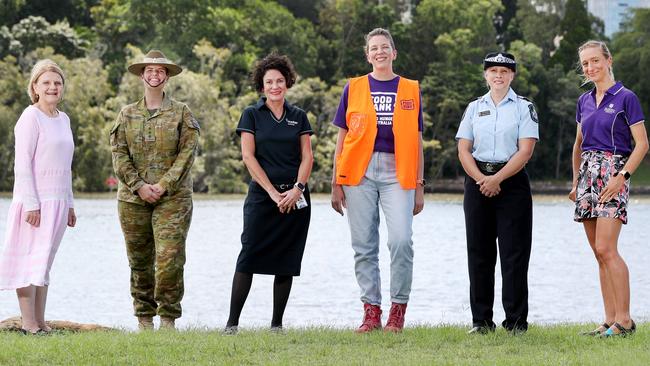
137, 92, 173, 116
255, 97, 292, 112
479, 88, 517, 108
478, 87, 517, 108
588, 81, 624, 100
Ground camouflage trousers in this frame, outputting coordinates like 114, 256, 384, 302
118, 198, 192, 319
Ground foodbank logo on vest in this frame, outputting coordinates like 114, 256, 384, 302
372, 94, 395, 112
400, 99, 415, 110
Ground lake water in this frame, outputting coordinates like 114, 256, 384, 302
0, 196, 648, 330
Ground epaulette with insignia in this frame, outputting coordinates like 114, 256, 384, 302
517, 95, 532, 103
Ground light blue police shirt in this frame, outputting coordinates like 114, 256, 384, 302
455, 88, 539, 163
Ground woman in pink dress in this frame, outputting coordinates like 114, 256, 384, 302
0, 59, 76, 334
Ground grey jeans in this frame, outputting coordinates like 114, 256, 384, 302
343, 152, 415, 305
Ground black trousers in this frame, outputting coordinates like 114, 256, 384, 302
463, 169, 532, 330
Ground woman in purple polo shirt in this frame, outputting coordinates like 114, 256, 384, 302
569, 40, 648, 337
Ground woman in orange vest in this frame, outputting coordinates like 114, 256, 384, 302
330, 27, 424, 333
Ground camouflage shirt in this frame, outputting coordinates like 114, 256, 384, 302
110, 94, 200, 205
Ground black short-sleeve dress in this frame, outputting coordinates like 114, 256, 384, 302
235, 97, 313, 276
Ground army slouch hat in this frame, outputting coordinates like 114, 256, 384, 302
483, 52, 516, 72
128, 50, 183, 77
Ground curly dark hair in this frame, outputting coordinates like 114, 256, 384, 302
251, 52, 297, 92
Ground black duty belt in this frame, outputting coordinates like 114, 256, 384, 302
476, 161, 506, 175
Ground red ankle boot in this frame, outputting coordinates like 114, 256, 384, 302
355, 303, 382, 333
384, 302, 407, 333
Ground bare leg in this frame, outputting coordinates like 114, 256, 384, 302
582, 219, 616, 325
16, 285, 39, 332
35, 285, 51, 331
594, 218, 632, 328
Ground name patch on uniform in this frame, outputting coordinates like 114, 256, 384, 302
479, 110, 491, 117
528, 104, 538, 123
400, 99, 415, 110
286, 119, 299, 126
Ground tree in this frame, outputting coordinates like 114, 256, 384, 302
0, 16, 88, 61
274, 0, 325, 22
409, 0, 502, 178
16, 0, 98, 27
495, 0, 518, 48
0, 54, 29, 190
317, 0, 400, 81
612, 8, 650, 115
510, 0, 563, 64
550, 0, 593, 72
0, 0, 26, 27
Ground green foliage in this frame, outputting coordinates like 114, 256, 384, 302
550, 0, 593, 72
317, 0, 400, 81
511, 0, 563, 63
612, 8, 650, 115
0, 0, 26, 26
0, 16, 88, 60
1, 0, 649, 193
0, 55, 27, 191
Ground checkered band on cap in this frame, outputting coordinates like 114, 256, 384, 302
483, 52, 517, 72
485, 53, 515, 64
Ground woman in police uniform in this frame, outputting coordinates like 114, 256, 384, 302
224, 53, 313, 334
455, 52, 539, 334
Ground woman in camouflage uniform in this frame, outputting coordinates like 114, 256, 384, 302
110, 50, 200, 330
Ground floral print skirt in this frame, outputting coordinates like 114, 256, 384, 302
574, 150, 629, 224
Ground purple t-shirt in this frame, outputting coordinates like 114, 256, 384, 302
576, 82, 645, 156
333, 74, 423, 153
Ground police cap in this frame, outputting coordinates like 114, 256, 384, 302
483, 52, 516, 72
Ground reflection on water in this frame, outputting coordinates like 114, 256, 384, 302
0, 196, 648, 330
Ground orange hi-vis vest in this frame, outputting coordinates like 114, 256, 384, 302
336, 75, 420, 189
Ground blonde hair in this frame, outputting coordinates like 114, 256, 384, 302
578, 40, 614, 84
364, 28, 396, 54
27, 59, 65, 104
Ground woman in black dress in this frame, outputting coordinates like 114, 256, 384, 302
224, 53, 314, 333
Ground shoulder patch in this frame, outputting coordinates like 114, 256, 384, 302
528, 104, 538, 123
189, 117, 201, 130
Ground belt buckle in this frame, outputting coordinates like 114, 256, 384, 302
485, 163, 496, 173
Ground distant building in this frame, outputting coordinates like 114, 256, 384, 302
587, 0, 650, 37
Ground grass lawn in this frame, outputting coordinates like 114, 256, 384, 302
1, 325, 649, 365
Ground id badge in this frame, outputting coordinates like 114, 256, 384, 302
296, 193, 308, 209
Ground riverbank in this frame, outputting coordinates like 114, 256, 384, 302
1, 325, 648, 365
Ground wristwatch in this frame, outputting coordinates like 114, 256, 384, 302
614, 170, 631, 180
294, 182, 306, 192
417, 179, 426, 187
